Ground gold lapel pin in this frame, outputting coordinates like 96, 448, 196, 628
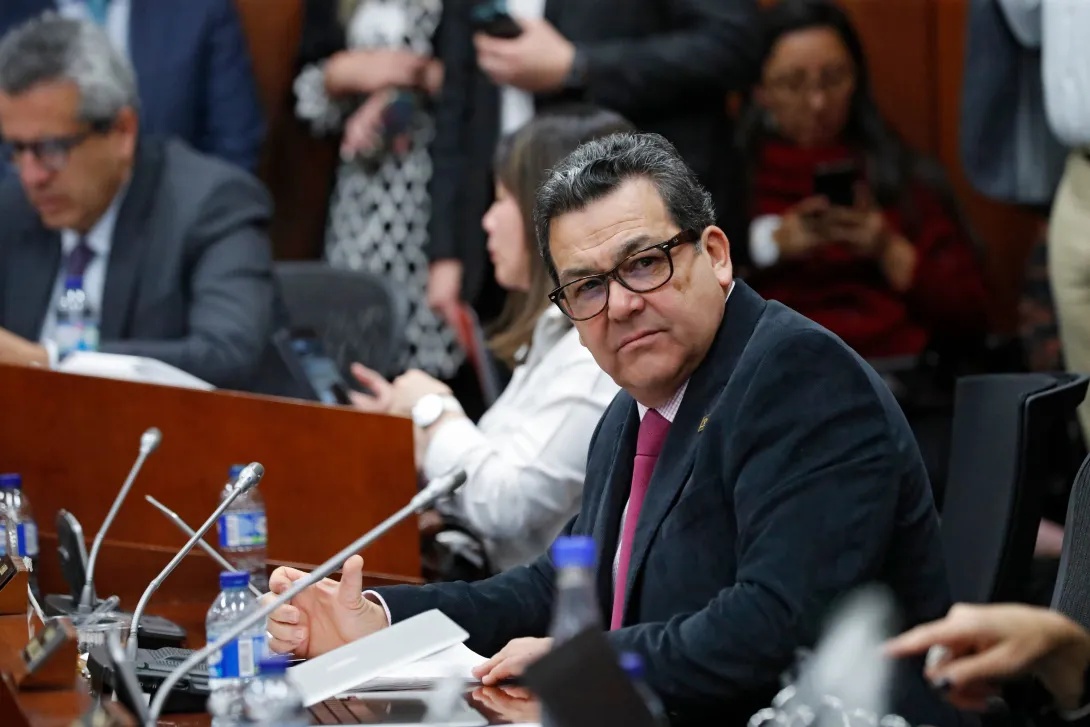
698, 415, 709, 432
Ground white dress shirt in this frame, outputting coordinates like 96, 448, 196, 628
499, 0, 546, 134
38, 185, 127, 352
427, 306, 620, 571
56, 0, 131, 57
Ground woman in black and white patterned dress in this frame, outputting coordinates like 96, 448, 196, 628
294, 0, 463, 379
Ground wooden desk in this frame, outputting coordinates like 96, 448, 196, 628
1, 596, 531, 726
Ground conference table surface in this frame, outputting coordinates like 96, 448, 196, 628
1, 600, 540, 726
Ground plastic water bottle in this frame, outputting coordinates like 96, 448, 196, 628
547, 535, 601, 643
620, 652, 670, 726
242, 655, 309, 726
206, 571, 266, 723
54, 275, 99, 358
0, 474, 39, 592
217, 465, 268, 592
542, 536, 601, 727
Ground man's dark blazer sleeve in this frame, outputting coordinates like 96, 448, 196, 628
372, 406, 616, 655
100, 174, 276, 388
576, 0, 760, 117
197, 0, 266, 172
607, 330, 908, 707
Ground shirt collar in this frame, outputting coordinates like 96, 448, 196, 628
635, 280, 734, 422
62, 179, 129, 256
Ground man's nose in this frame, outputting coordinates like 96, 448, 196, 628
606, 279, 643, 321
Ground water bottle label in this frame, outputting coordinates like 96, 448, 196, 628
16, 522, 38, 557
0, 524, 6, 557
55, 321, 99, 357
54, 321, 83, 358
218, 512, 267, 548
207, 635, 265, 679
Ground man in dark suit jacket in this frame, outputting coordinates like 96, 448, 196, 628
0, 0, 264, 172
425, 0, 760, 326
266, 134, 956, 725
0, 16, 275, 389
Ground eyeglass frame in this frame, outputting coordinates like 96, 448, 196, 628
0, 119, 114, 174
547, 228, 702, 321
764, 64, 855, 100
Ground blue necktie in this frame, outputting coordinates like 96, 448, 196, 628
85, 0, 109, 25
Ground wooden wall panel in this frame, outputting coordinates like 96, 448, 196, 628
234, 0, 336, 261
837, 0, 939, 155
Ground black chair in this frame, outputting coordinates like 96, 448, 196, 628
1052, 452, 1090, 631
940, 373, 1089, 605
274, 262, 409, 380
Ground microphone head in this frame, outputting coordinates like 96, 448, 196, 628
140, 427, 162, 454
233, 462, 265, 493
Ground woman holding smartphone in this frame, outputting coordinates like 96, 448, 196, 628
736, 0, 987, 361
294, 0, 459, 380
350, 106, 631, 574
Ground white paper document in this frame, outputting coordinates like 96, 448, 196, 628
346, 642, 488, 693
57, 352, 214, 390
287, 610, 475, 707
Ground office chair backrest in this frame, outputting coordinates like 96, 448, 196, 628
941, 373, 1089, 604
274, 262, 409, 380
1052, 452, 1090, 630
449, 303, 503, 409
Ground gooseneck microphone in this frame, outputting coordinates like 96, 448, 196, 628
144, 494, 262, 597
127, 462, 265, 660
80, 427, 162, 610
145, 469, 468, 725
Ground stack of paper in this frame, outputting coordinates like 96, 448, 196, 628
346, 642, 487, 693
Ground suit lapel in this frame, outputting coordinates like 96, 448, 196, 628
591, 401, 640, 613
618, 281, 769, 625
4, 225, 61, 340
101, 141, 160, 339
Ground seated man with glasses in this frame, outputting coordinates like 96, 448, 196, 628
0, 16, 276, 389
263, 133, 958, 726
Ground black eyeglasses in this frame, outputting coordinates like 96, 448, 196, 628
0, 121, 111, 173
548, 229, 700, 321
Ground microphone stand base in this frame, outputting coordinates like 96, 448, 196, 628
43, 594, 187, 650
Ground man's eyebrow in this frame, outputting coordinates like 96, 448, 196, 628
558, 234, 656, 282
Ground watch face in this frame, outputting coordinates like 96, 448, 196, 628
413, 394, 444, 428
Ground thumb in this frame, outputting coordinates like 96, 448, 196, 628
337, 554, 366, 610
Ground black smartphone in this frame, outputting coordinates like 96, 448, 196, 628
813, 161, 860, 207
272, 328, 353, 406
471, 0, 522, 38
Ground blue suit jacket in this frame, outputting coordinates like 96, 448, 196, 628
377, 281, 963, 726
0, 0, 264, 172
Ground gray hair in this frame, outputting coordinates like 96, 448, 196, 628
0, 14, 139, 125
533, 132, 717, 283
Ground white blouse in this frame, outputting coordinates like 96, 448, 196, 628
424, 307, 620, 571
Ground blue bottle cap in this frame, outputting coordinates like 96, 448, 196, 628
551, 535, 596, 568
619, 651, 645, 679
0, 473, 22, 489
219, 571, 250, 589
64, 275, 84, 290
259, 654, 290, 674
228, 465, 245, 479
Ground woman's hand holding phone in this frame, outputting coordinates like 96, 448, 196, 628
774, 196, 831, 259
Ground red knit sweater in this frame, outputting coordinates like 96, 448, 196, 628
748, 142, 988, 359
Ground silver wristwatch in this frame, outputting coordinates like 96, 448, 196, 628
411, 394, 462, 429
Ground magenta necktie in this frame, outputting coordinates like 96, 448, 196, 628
610, 409, 671, 630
